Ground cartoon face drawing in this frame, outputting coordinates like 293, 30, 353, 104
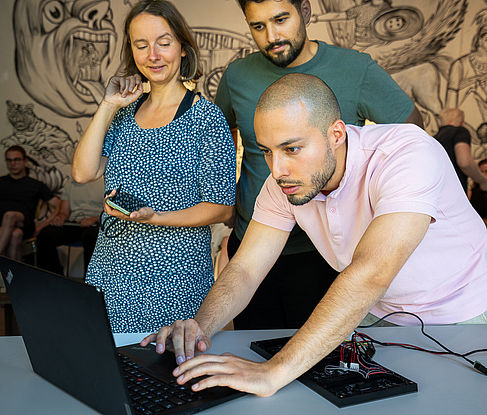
14, 0, 118, 118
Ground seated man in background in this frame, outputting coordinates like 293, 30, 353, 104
0, 145, 59, 260
434, 108, 487, 193
142, 74, 487, 397
37, 177, 104, 276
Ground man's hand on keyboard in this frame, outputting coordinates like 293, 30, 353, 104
140, 319, 211, 365
171, 353, 281, 397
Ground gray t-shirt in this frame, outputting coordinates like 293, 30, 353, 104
62, 178, 104, 222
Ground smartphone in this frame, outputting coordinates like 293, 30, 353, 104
105, 192, 146, 216
105, 198, 131, 215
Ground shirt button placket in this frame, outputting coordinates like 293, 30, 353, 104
327, 199, 340, 242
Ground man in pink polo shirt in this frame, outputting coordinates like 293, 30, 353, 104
252, 96, 487, 327
141, 73, 487, 397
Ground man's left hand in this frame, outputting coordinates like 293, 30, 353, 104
172, 353, 282, 397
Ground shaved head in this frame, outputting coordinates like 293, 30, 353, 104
256, 73, 341, 136
254, 73, 347, 205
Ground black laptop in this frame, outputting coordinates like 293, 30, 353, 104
0, 256, 244, 415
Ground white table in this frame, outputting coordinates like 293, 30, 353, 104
1, 326, 486, 414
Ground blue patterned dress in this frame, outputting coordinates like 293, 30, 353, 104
86, 95, 236, 333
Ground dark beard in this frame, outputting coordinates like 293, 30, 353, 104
286, 169, 334, 205
261, 24, 307, 67
287, 147, 336, 206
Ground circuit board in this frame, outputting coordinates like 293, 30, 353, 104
250, 336, 418, 407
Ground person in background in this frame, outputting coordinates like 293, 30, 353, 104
0, 145, 59, 260
434, 108, 487, 193
477, 122, 487, 144
142, 74, 487, 397
469, 159, 487, 226
215, 0, 423, 330
36, 177, 104, 276
71, 0, 235, 333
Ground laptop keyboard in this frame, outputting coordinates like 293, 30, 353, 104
118, 353, 203, 414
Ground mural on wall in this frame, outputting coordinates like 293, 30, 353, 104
13, 0, 119, 118
313, 0, 467, 132
2, 0, 487, 192
1, 100, 72, 193
192, 28, 256, 99
474, 122, 487, 159
446, 10, 487, 127
450, 8, 487, 159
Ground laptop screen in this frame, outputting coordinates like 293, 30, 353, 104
0, 256, 244, 415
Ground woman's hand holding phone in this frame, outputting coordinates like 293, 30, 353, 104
127, 206, 156, 222
105, 196, 131, 216
104, 189, 154, 223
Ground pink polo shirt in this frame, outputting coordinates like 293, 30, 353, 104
253, 123, 487, 325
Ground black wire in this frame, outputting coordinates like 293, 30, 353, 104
355, 331, 478, 364
356, 311, 487, 365
463, 349, 487, 357
99, 212, 128, 238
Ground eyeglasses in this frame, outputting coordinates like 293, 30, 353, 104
5, 157, 24, 163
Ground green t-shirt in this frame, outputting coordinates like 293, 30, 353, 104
215, 41, 414, 254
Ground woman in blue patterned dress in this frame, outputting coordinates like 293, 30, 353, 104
71, 0, 235, 333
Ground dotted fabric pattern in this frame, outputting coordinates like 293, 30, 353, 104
86, 96, 236, 333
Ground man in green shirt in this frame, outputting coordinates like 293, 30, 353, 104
215, 0, 423, 329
